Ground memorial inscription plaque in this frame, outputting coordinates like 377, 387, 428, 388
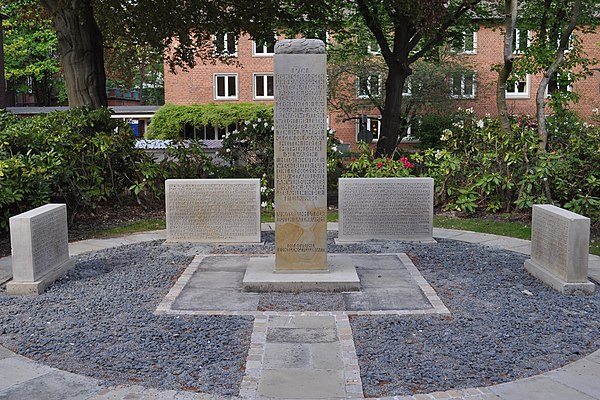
274, 39, 327, 271
338, 178, 434, 242
524, 204, 594, 294
165, 179, 261, 243
7, 203, 74, 295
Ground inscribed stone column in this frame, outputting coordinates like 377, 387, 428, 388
274, 39, 327, 271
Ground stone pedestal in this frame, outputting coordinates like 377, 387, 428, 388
7, 204, 74, 295
165, 179, 261, 243
524, 204, 594, 294
338, 178, 434, 242
274, 39, 327, 271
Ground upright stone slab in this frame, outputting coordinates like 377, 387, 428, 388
525, 204, 595, 294
274, 39, 327, 271
6, 204, 74, 295
338, 178, 434, 242
165, 179, 260, 243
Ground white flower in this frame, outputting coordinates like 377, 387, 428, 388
245, 120, 251, 125
331, 146, 337, 152
257, 118, 262, 123
262, 173, 267, 178
271, 202, 275, 209
261, 201, 267, 208
593, 108, 599, 114
264, 122, 269, 128
435, 149, 442, 160
225, 148, 231, 153
271, 126, 275, 131
466, 107, 474, 114
260, 186, 267, 193
252, 124, 257, 128
476, 119, 484, 128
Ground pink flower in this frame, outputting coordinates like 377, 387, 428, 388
377, 163, 384, 168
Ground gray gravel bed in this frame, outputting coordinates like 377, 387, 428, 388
347, 238, 600, 397
1, 232, 599, 399
0, 241, 253, 396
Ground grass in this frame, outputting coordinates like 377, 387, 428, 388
89, 211, 600, 256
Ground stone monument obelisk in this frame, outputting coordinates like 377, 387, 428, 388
274, 39, 328, 271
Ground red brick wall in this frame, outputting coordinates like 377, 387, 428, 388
165, 28, 600, 147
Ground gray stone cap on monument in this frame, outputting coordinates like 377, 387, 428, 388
274, 38, 326, 54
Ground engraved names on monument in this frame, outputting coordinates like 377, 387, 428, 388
7, 203, 75, 295
274, 39, 328, 270
524, 204, 594, 294
338, 178, 434, 242
165, 179, 260, 243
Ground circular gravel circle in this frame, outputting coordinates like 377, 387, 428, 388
1, 232, 599, 398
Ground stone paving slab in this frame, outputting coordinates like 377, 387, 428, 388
0, 369, 102, 400
488, 375, 598, 400
0, 356, 53, 391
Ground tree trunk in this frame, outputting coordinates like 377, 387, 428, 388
497, 0, 517, 133
536, 0, 581, 154
376, 65, 407, 156
41, 0, 107, 107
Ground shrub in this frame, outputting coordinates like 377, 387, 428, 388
145, 103, 274, 140
0, 107, 150, 229
411, 113, 453, 150
343, 142, 415, 178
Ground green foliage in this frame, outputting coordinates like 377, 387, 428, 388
343, 142, 415, 178
0, 108, 150, 229
411, 114, 453, 149
413, 109, 600, 223
146, 103, 274, 140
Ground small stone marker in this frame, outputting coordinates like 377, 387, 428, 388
525, 204, 595, 294
6, 204, 74, 295
165, 179, 261, 243
338, 177, 434, 242
274, 39, 328, 271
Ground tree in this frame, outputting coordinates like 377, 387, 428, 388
2, 0, 65, 106
351, 0, 484, 156
35, 0, 289, 107
496, 0, 518, 133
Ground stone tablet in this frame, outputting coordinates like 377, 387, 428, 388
274, 39, 328, 271
524, 204, 594, 294
165, 179, 260, 243
7, 204, 74, 295
338, 178, 434, 242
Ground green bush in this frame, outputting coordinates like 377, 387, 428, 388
343, 142, 415, 178
0, 108, 150, 229
411, 113, 453, 149
412, 108, 599, 223
146, 103, 274, 140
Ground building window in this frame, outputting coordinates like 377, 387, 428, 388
547, 72, 573, 96
253, 35, 276, 56
214, 74, 238, 99
513, 29, 531, 54
183, 123, 238, 140
506, 75, 529, 98
214, 33, 238, 56
367, 39, 381, 55
453, 31, 477, 54
254, 73, 274, 99
357, 74, 381, 98
356, 116, 381, 141
451, 73, 476, 98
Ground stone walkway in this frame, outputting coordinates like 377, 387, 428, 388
1, 224, 600, 399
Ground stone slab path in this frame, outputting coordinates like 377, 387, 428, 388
1, 225, 600, 399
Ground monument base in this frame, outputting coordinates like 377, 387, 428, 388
243, 255, 360, 292
334, 238, 437, 244
524, 260, 595, 295
7, 259, 75, 295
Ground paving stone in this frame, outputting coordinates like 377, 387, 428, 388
257, 368, 346, 399
267, 327, 338, 343
268, 315, 336, 329
263, 343, 311, 369
0, 357, 52, 391
0, 370, 101, 400
0, 346, 15, 361
545, 359, 600, 399
344, 287, 431, 311
489, 375, 596, 400
310, 342, 344, 369
171, 287, 259, 311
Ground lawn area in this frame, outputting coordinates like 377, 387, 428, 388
88, 211, 600, 256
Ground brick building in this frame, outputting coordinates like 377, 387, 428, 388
164, 27, 600, 148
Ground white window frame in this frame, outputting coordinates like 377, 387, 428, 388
213, 32, 238, 57
455, 31, 477, 54
513, 29, 531, 54
546, 71, 573, 97
356, 116, 381, 142
253, 73, 274, 99
451, 73, 476, 99
214, 73, 239, 100
506, 74, 530, 98
367, 39, 381, 55
252, 34, 276, 56
357, 74, 382, 98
